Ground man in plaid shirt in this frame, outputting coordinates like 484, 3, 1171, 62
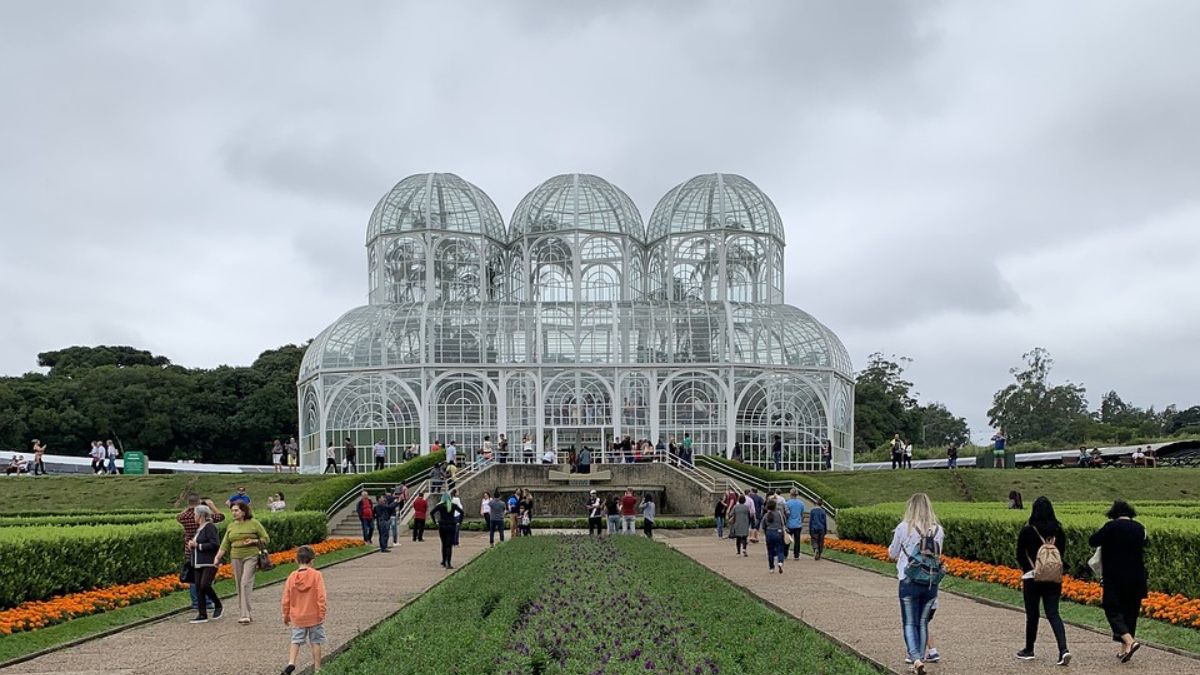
177, 494, 224, 610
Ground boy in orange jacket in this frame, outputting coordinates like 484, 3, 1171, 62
281, 545, 327, 674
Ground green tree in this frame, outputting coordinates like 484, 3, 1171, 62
853, 353, 921, 452
988, 348, 1089, 444
915, 402, 969, 446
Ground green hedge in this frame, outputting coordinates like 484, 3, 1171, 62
455, 516, 717, 531
0, 511, 326, 608
0, 512, 177, 528
838, 502, 1200, 598
696, 456, 848, 508
293, 452, 444, 512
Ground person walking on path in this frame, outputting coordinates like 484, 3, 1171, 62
508, 490, 521, 539
373, 438, 387, 472
487, 492, 506, 546
1015, 496, 1070, 666
714, 498, 727, 539
620, 488, 638, 535
784, 489, 805, 560
343, 437, 357, 474
641, 493, 656, 538
355, 490, 374, 543
324, 441, 339, 474
605, 493, 620, 535
105, 440, 119, 474
729, 495, 751, 556
176, 494, 224, 612
411, 491, 428, 542
373, 494, 393, 553
809, 499, 828, 560
747, 490, 762, 544
430, 493, 464, 568
887, 493, 945, 675
185, 505, 223, 623
1089, 500, 1149, 663
445, 440, 457, 467
280, 545, 327, 675
430, 463, 445, 494
586, 490, 603, 536
215, 501, 270, 624
451, 489, 464, 546
762, 499, 787, 573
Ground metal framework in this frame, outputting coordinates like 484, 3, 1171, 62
299, 172, 854, 472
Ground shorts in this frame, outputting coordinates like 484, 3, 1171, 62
291, 623, 326, 645
272, 455, 282, 465
288, 455, 297, 466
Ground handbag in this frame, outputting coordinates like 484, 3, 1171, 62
784, 530, 794, 547
1088, 546, 1103, 578
256, 545, 275, 571
179, 559, 194, 584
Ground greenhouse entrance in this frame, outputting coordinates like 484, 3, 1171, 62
546, 426, 609, 460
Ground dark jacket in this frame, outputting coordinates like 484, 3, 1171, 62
808, 507, 828, 533
431, 502, 463, 530
1017, 523, 1066, 574
374, 501, 394, 522
1088, 518, 1149, 600
714, 502, 727, 519
192, 522, 220, 567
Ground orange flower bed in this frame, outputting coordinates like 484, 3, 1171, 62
826, 539, 1200, 630
0, 538, 364, 636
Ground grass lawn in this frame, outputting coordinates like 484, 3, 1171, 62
0, 473, 330, 515
716, 464, 1200, 508
324, 536, 883, 674
821, 548, 1200, 656
0, 544, 371, 665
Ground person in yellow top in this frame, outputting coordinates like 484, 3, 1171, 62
215, 501, 270, 624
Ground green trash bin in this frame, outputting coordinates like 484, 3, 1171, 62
123, 451, 146, 475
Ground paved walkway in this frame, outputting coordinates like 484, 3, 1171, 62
665, 533, 1200, 675
2, 534, 489, 675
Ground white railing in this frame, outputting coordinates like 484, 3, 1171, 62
324, 458, 494, 525
695, 456, 838, 519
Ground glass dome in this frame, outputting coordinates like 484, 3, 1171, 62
646, 173, 784, 243
509, 174, 645, 241
366, 173, 506, 244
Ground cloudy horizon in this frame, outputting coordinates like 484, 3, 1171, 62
3, 1, 1198, 442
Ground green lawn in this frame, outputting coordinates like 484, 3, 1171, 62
821, 548, 1200, 656
706, 460, 1200, 508
0, 544, 371, 665
324, 536, 883, 674
0, 473, 329, 515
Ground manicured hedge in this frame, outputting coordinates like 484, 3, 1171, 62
838, 502, 1200, 598
0, 512, 177, 528
696, 456, 848, 508
293, 452, 444, 512
0, 511, 326, 608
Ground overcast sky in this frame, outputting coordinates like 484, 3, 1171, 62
2, 1, 1198, 442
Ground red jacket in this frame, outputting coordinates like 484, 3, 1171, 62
413, 496, 428, 519
620, 494, 638, 516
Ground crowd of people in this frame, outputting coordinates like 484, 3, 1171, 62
715, 487, 829, 567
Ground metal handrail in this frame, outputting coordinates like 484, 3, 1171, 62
324, 468, 434, 521
695, 456, 838, 519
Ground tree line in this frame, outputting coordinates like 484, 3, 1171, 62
854, 347, 1200, 453
0, 345, 303, 463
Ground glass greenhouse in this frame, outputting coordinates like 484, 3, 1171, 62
298, 173, 854, 471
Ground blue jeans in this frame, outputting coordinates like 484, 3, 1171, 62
390, 514, 400, 543
715, 516, 725, 538
607, 515, 620, 534
376, 518, 391, 550
360, 517, 374, 543
189, 580, 214, 610
765, 529, 785, 569
488, 518, 505, 544
454, 515, 462, 545
899, 580, 939, 663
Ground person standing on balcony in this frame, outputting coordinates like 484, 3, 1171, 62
343, 437, 357, 474
481, 436, 494, 464
498, 434, 508, 464
771, 435, 782, 472
373, 438, 387, 472
682, 433, 694, 467
578, 445, 591, 474
445, 440, 458, 467
324, 441, 339, 474
522, 434, 534, 464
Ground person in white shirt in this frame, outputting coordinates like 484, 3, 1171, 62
373, 439, 387, 471
324, 442, 339, 474
542, 447, 556, 465
450, 489, 465, 546
89, 441, 105, 474
105, 440, 119, 475
445, 441, 457, 466
481, 436, 494, 464
887, 493, 945, 675
903, 442, 914, 469
522, 435, 534, 464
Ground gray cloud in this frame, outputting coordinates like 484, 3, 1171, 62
2, 0, 1199, 437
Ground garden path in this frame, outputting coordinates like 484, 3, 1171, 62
666, 533, 1200, 674
1, 533, 490, 675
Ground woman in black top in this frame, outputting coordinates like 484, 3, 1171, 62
187, 505, 223, 623
714, 499, 728, 539
430, 495, 465, 569
1014, 497, 1069, 664
1089, 500, 1149, 662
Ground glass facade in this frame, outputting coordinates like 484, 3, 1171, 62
299, 172, 854, 471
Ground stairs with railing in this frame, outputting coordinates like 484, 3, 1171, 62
326, 458, 493, 537
695, 456, 838, 533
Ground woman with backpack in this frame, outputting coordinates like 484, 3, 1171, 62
1089, 500, 1148, 663
887, 493, 944, 675
1015, 496, 1070, 666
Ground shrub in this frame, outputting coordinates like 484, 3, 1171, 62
838, 502, 1200, 598
292, 452, 444, 512
0, 512, 177, 528
0, 511, 326, 608
456, 516, 717, 531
